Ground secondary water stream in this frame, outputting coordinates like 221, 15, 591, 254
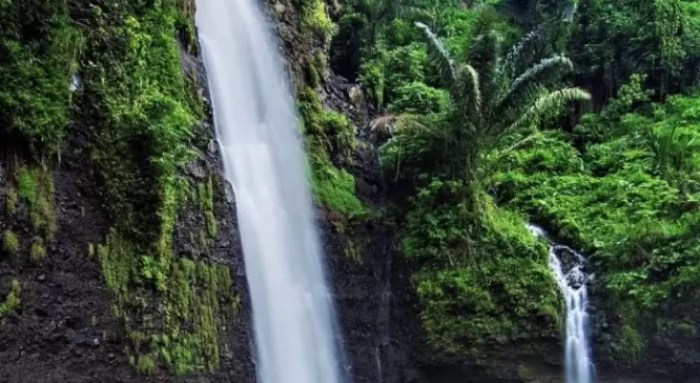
528, 224, 596, 383
196, 1, 348, 382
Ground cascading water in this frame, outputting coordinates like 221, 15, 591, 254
195, 2, 348, 383
527, 224, 596, 383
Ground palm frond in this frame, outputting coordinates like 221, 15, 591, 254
501, 25, 545, 78
453, 63, 482, 117
415, 21, 457, 82
468, 31, 499, 109
508, 87, 590, 132
497, 55, 574, 111
511, 55, 574, 92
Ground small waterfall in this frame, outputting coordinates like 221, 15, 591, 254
527, 224, 596, 383
195, 1, 348, 383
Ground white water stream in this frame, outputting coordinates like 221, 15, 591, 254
528, 224, 596, 383
195, 1, 348, 383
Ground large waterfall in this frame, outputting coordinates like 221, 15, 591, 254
528, 224, 596, 383
195, 1, 348, 383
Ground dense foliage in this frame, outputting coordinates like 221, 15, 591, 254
492, 80, 700, 360
331, 0, 700, 363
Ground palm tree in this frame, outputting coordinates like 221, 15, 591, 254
378, 17, 590, 207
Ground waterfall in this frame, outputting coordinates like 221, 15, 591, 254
527, 224, 596, 383
195, 2, 348, 383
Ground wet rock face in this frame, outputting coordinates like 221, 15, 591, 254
552, 245, 587, 289
0, 12, 254, 383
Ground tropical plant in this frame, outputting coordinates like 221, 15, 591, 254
381, 16, 590, 207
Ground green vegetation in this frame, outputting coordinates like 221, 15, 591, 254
0, 0, 81, 153
492, 86, 700, 357
97, 231, 238, 374
0, 279, 21, 315
2, 0, 699, 374
298, 87, 367, 218
5, 189, 18, 215
354, 2, 587, 356
0, 0, 236, 374
2, 230, 20, 255
403, 180, 560, 354
14, 166, 57, 238
30, 238, 47, 261
198, 178, 218, 239
301, 0, 336, 41
136, 354, 157, 375
330, 0, 700, 363
569, 0, 699, 98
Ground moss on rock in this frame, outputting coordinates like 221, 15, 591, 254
401, 179, 560, 356
297, 87, 367, 218
0, 279, 21, 315
2, 230, 20, 255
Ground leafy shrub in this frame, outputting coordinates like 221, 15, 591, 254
493, 92, 700, 360
402, 179, 559, 354
389, 82, 449, 115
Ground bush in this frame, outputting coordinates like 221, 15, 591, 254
402, 180, 559, 355
389, 82, 449, 115
492, 93, 700, 360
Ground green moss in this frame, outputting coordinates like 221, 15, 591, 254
63, 2, 236, 373
6, 188, 18, 216
1, 0, 232, 374
0, 1, 81, 152
311, 164, 367, 218
205, 211, 218, 238
301, 0, 335, 41
343, 239, 362, 263
136, 354, 157, 375
14, 166, 57, 239
0, 279, 21, 315
304, 58, 321, 88
2, 230, 20, 255
401, 180, 559, 355
16, 168, 37, 205
618, 324, 643, 362
97, 231, 237, 375
30, 238, 47, 261
197, 178, 217, 238
297, 88, 366, 217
